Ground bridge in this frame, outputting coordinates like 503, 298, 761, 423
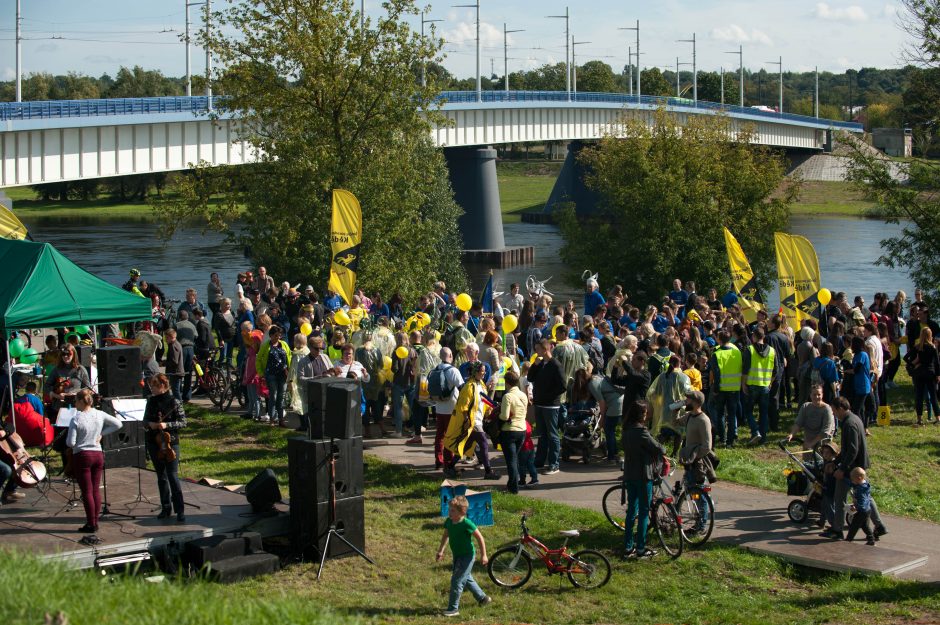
0, 92, 862, 255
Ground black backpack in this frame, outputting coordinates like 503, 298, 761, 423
428, 363, 454, 400
440, 326, 459, 354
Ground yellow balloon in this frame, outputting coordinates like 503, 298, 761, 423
334, 309, 351, 326
434, 330, 442, 342
383, 356, 392, 371
300, 322, 313, 336
455, 293, 472, 312
818, 288, 832, 307
501, 314, 518, 334
395, 346, 409, 359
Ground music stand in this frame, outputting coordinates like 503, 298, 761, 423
316, 438, 374, 580
99, 445, 136, 521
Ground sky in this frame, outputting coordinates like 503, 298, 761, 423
0, 0, 916, 83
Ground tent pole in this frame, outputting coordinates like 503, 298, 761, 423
6, 336, 15, 434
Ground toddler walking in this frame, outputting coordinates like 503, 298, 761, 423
436, 496, 491, 617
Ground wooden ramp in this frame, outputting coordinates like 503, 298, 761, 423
0, 467, 288, 569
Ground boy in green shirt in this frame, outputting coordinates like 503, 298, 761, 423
436, 495, 491, 617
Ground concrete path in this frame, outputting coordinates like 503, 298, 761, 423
362, 432, 938, 582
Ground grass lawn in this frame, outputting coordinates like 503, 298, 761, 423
497, 160, 561, 223
4, 408, 939, 625
788, 180, 880, 217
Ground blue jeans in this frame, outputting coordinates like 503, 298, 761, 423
169, 375, 183, 402
265, 373, 287, 422
0, 457, 13, 493
146, 441, 183, 513
500, 430, 525, 493
744, 385, 770, 439
710, 390, 740, 444
683, 472, 710, 530
534, 406, 561, 470
604, 416, 619, 460
448, 553, 486, 611
518, 449, 538, 483
391, 383, 414, 433
624, 479, 653, 552
246, 383, 262, 419
181, 345, 195, 401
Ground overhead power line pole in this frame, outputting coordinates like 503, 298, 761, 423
571, 37, 591, 96
504, 23, 524, 93
421, 11, 442, 88
619, 21, 639, 102
725, 45, 743, 107
547, 7, 570, 101
454, 0, 481, 102
677, 33, 696, 105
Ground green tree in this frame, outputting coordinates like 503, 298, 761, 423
557, 108, 793, 304
639, 68, 671, 97
697, 72, 722, 103
576, 61, 616, 93
107, 66, 182, 98
154, 0, 466, 300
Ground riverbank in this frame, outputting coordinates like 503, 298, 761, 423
9, 162, 880, 222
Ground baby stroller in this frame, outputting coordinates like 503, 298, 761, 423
561, 407, 604, 464
778, 438, 825, 524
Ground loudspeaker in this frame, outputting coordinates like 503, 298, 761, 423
305, 378, 332, 439
97, 345, 142, 398
75, 344, 93, 370
103, 445, 143, 469
98, 415, 143, 450
245, 468, 282, 513
184, 532, 264, 568
207, 552, 281, 583
324, 379, 362, 439
289, 495, 365, 559
288, 437, 364, 504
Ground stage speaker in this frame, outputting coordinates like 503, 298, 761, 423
103, 445, 144, 469
75, 344, 93, 370
97, 345, 142, 398
305, 378, 332, 439
289, 495, 365, 559
324, 379, 362, 439
245, 468, 282, 513
288, 436, 364, 504
97, 411, 144, 449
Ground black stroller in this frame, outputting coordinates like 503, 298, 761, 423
561, 407, 604, 464
778, 439, 826, 524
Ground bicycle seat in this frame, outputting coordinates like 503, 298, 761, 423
559, 529, 580, 538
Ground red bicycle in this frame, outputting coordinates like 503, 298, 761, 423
487, 514, 611, 589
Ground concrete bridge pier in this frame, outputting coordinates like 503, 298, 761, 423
445, 146, 533, 268
535, 140, 602, 222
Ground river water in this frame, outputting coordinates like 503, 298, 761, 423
19, 215, 914, 310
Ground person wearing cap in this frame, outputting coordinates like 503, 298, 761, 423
249, 289, 269, 318
676, 389, 713, 529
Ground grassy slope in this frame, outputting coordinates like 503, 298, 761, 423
789, 180, 879, 217
496, 161, 561, 223
3, 421, 939, 625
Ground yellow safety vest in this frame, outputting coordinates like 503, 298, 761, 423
715, 345, 743, 392
747, 345, 775, 388
495, 356, 513, 392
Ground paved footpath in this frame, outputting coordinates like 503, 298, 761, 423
362, 433, 939, 583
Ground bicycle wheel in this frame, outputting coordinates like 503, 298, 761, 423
652, 500, 684, 559
676, 487, 715, 547
219, 372, 235, 412
487, 546, 532, 589
601, 484, 627, 532
227, 364, 245, 409
566, 550, 611, 589
205, 369, 224, 409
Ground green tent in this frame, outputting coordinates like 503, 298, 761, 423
0, 238, 152, 331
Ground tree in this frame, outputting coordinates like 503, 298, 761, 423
556, 108, 793, 304
577, 61, 616, 93
154, 0, 466, 300
697, 72, 722, 103
639, 68, 671, 97
107, 66, 181, 98
847, 1, 940, 307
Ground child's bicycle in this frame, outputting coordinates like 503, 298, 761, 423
487, 513, 611, 589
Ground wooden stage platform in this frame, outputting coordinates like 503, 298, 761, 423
0, 467, 289, 569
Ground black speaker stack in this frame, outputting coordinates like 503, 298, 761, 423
288, 377, 366, 559
97, 345, 143, 398
99, 399, 145, 469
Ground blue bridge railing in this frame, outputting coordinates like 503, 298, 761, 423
438, 90, 863, 131
0, 91, 862, 132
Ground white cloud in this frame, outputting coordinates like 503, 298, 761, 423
442, 20, 504, 49
813, 3, 868, 22
882, 3, 897, 17
836, 56, 854, 67
1, 67, 14, 81
710, 24, 773, 46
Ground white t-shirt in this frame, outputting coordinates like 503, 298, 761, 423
433, 365, 465, 415
865, 334, 884, 376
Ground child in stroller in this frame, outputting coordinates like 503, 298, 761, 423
562, 370, 604, 464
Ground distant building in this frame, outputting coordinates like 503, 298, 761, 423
872, 128, 912, 158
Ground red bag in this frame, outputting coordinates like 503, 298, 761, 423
12, 399, 55, 447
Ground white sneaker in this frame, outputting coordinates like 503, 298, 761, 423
259, 416, 270, 423
441, 609, 460, 617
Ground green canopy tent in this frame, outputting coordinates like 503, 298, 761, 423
0, 238, 152, 430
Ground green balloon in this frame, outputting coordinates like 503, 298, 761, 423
19, 348, 38, 364
8, 338, 25, 358
74, 325, 90, 335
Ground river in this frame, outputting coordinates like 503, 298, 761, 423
19, 214, 914, 310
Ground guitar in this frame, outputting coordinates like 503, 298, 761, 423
0, 429, 47, 488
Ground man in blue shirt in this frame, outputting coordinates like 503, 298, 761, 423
323, 290, 343, 312
668, 278, 689, 319
584, 277, 606, 317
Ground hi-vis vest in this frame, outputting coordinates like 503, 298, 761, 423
495, 356, 513, 392
747, 345, 776, 388
714, 345, 743, 392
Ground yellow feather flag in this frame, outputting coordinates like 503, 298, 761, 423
722, 227, 765, 323
789, 234, 823, 322
0, 204, 29, 240
327, 189, 362, 306
774, 232, 799, 331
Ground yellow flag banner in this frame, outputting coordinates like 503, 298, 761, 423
789, 234, 823, 322
0, 204, 29, 240
722, 227, 765, 323
327, 189, 362, 306
774, 232, 799, 331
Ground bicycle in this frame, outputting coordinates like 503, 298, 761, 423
192, 350, 232, 411
487, 513, 611, 590
602, 458, 714, 551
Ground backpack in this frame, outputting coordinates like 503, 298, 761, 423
810, 360, 824, 386
440, 326, 459, 354
428, 363, 455, 400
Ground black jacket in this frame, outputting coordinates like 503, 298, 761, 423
611, 365, 652, 412
530, 357, 566, 407
621, 423, 666, 481
837, 411, 869, 473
